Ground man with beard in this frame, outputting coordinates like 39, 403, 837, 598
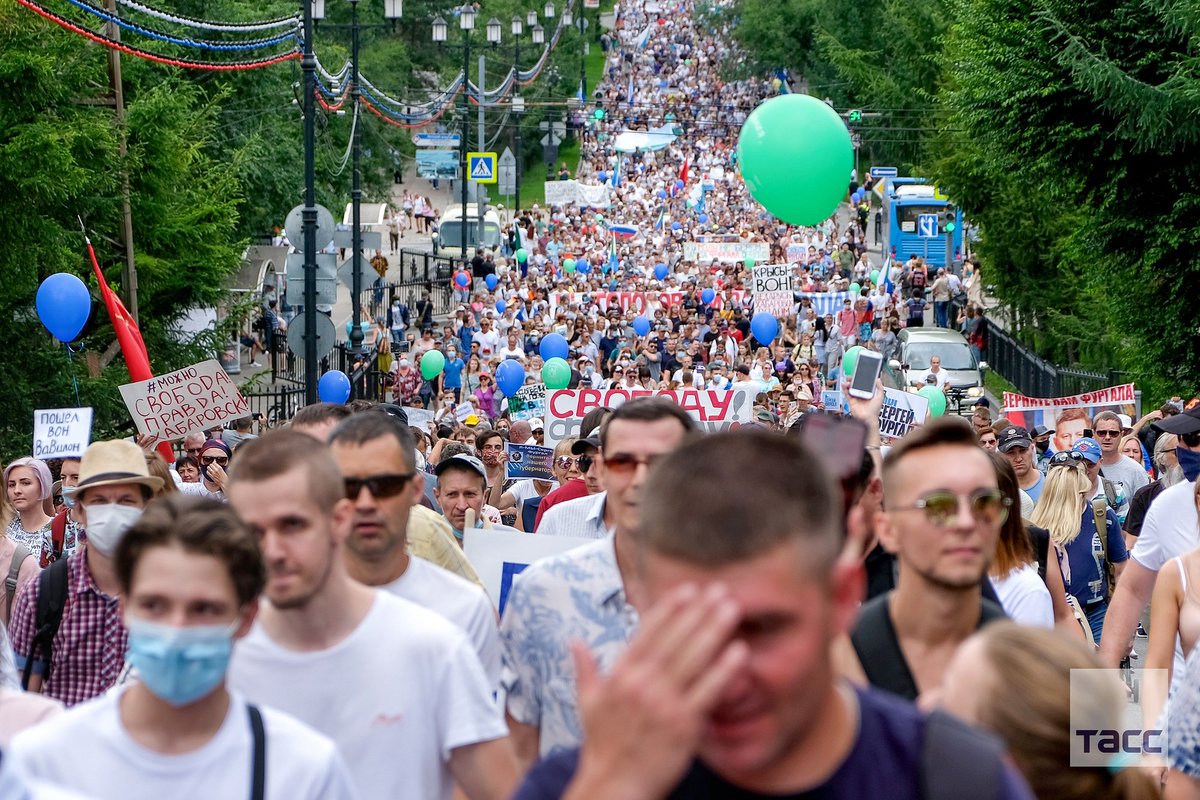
843, 419, 1008, 702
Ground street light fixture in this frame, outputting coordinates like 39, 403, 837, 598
527, 9, 537, 26
532, 23, 544, 44
511, 15, 523, 36
459, 3, 475, 30
434, 10, 477, 263
383, 0, 402, 18
544, 1, 555, 19
312, 0, 325, 20
562, 7, 572, 26
487, 17, 502, 45
432, 15, 447, 42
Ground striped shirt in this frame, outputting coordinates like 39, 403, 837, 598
10, 549, 127, 707
536, 492, 610, 540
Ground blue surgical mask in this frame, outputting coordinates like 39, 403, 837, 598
1177, 446, 1200, 482
125, 618, 239, 707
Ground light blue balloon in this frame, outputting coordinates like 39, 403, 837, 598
750, 313, 779, 345
632, 316, 651, 337
496, 359, 526, 396
539, 332, 569, 361
317, 370, 351, 404
36, 273, 91, 342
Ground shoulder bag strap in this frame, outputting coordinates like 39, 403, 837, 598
248, 704, 266, 800
1092, 498, 1109, 566
5, 544, 32, 626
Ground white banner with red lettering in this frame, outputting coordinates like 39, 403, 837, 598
1001, 384, 1139, 453
1002, 383, 1136, 412
544, 388, 755, 447
548, 290, 747, 317
682, 242, 770, 264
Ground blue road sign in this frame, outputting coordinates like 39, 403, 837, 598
917, 214, 939, 238
467, 152, 497, 183
869, 166, 898, 178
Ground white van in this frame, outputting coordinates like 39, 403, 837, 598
432, 204, 503, 255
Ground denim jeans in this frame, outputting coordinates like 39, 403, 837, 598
1086, 601, 1107, 645
934, 301, 950, 328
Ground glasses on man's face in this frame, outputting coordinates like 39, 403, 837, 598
1094, 429, 1121, 438
1050, 450, 1086, 468
344, 472, 416, 500
186, 447, 203, 456
892, 488, 1011, 528
200, 455, 229, 467
602, 452, 665, 475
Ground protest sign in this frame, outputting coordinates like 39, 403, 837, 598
463, 528, 592, 614
750, 263, 794, 316
119, 360, 250, 441
544, 387, 754, 447
508, 384, 546, 421
820, 390, 847, 414
405, 407, 434, 429
785, 244, 809, 264
1002, 384, 1139, 454
543, 180, 612, 209
682, 241, 770, 264
878, 387, 929, 441
506, 442, 554, 480
33, 407, 93, 459
548, 289, 748, 317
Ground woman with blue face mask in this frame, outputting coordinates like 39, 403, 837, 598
7, 493, 355, 799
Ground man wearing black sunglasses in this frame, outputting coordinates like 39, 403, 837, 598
1092, 411, 1149, 525
846, 419, 1008, 702
329, 413, 501, 692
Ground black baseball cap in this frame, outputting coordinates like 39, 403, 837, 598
1154, 404, 1200, 436
997, 425, 1032, 453
571, 434, 601, 455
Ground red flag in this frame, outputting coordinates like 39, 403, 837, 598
679, 159, 689, 185
84, 234, 173, 462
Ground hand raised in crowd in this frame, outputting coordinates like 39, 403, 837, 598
134, 433, 158, 453
205, 461, 228, 491
565, 583, 747, 800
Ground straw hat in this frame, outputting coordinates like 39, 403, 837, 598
67, 440, 163, 496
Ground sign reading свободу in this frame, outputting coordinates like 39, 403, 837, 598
119, 360, 250, 441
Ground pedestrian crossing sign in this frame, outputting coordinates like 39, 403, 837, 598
467, 152, 497, 183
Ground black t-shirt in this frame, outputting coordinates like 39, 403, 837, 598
513, 687, 1033, 800
1126, 479, 1168, 537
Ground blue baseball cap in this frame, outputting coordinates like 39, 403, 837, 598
1072, 437, 1102, 464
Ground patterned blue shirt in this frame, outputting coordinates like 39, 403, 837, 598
499, 535, 637, 757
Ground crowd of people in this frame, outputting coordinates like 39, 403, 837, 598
1, 0, 1199, 798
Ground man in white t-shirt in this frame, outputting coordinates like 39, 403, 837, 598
328, 412, 501, 690
226, 432, 517, 800
474, 317, 501, 358
911, 355, 947, 390
497, 331, 527, 363
10, 494, 355, 800
1099, 407, 1200, 668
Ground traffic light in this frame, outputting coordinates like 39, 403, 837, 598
848, 109, 862, 124
938, 206, 957, 233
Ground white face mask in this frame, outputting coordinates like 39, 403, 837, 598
84, 503, 143, 556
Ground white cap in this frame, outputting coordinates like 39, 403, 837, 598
1118, 413, 1133, 430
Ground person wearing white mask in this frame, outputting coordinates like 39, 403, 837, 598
9, 494, 356, 800
9, 440, 161, 707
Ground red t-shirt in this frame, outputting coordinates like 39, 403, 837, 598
533, 479, 589, 530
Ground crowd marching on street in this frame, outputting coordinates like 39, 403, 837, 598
3, 0, 1200, 799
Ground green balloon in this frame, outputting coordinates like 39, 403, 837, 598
542, 357, 571, 389
420, 349, 446, 380
744, 257, 755, 269
849, 283, 861, 296
870, 270, 880, 285
842, 345, 864, 377
737, 95, 853, 226
595, 213, 604, 222
918, 385, 948, 418
515, 248, 528, 263
564, 259, 576, 274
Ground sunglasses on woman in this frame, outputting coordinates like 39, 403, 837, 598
200, 455, 230, 467
1049, 450, 1086, 468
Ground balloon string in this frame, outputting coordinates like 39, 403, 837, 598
65, 344, 82, 407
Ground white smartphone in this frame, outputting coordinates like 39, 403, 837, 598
848, 350, 884, 400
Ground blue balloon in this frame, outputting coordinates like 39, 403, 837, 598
675, 179, 685, 190
577, 258, 591, 274
598, 171, 607, 182
485, 274, 498, 291
654, 263, 669, 280
496, 300, 506, 313
698, 213, 709, 224
657, 189, 667, 199
455, 272, 469, 288
701, 287, 715, 305
317, 370, 351, 404
632, 316, 651, 337
671, 222, 682, 231
36, 273, 91, 342
750, 314, 779, 345
496, 359, 526, 396
539, 332, 569, 361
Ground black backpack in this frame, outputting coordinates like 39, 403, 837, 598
20, 558, 69, 690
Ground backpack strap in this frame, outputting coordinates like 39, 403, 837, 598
21, 558, 70, 690
920, 709, 1005, 800
248, 704, 267, 800
850, 593, 920, 701
50, 510, 68, 562
1092, 497, 1110, 566
5, 544, 32, 627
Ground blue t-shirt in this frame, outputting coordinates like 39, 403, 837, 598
513, 687, 1034, 800
1060, 505, 1128, 606
442, 357, 465, 389
1023, 471, 1044, 504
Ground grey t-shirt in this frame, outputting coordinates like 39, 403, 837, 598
1100, 455, 1151, 523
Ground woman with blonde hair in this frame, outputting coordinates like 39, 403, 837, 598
1031, 452, 1129, 644
940, 622, 1158, 800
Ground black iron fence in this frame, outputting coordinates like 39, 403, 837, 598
983, 319, 1129, 398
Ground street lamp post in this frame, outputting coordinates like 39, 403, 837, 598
303, 0, 319, 403
349, 0, 363, 353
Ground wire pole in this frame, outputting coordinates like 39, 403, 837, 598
302, 0, 319, 404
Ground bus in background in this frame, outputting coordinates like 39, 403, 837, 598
881, 178, 963, 270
